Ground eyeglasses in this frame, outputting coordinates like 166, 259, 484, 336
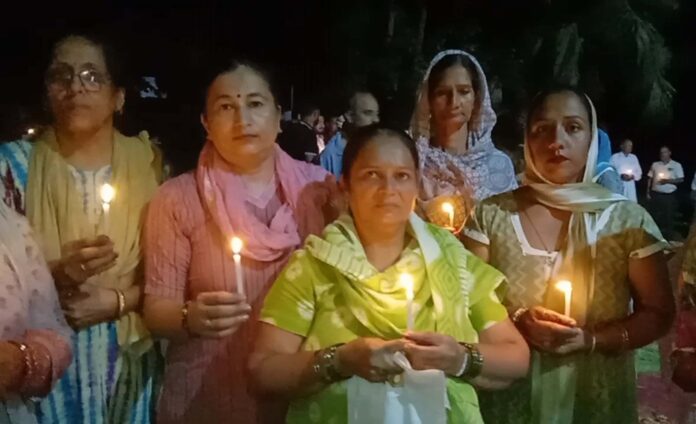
45, 66, 110, 92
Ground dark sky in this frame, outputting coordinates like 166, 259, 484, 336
0, 1, 693, 176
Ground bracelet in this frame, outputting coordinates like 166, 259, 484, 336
455, 345, 471, 377
590, 334, 597, 354
114, 289, 126, 318
460, 343, 484, 379
182, 301, 192, 335
312, 344, 346, 384
510, 308, 528, 324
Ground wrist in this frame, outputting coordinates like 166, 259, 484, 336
2, 342, 27, 392
452, 343, 470, 377
334, 344, 352, 378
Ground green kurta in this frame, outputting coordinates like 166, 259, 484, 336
261, 213, 508, 423
465, 191, 667, 424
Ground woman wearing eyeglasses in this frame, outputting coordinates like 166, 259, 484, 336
0, 33, 162, 423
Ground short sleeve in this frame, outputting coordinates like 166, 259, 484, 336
144, 179, 192, 302
463, 203, 490, 245
260, 250, 317, 337
626, 206, 668, 259
469, 290, 508, 332
647, 163, 655, 178
675, 163, 685, 179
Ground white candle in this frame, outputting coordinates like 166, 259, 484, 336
400, 273, 414, 331
99, 183, 115, 232
441, 202, 455, 230
624, 169, 633, 176
555, 280, 573, 317
231, 237, 245, 296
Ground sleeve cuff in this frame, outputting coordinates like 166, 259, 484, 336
630, 241, 668, 259
463, 228, 490, 245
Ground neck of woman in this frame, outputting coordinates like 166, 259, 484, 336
56, 123, 114, 171
233, 150, 277, 196
355, 220, 408, 272
434, 123, 469, 155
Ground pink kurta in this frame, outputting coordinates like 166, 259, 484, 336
145, 170, 325, 423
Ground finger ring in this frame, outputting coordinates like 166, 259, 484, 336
80, 263, 87, 272
204, 319, 212, 328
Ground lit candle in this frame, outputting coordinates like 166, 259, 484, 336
99, 183, 115, 231
658, 172, 666, 180
555, 280, 573, 317
26, 128, 35, 135
624, 169, 633, 176
230, 237, 245, 296
441, 202, 455, 230
400, 273, 414, 331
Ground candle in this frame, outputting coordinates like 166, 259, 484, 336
400, 273, 414, 331
441, 201, 455, 230
555, 280, 573, 317
230, 237, 245, 296
624, 169, 633, 176
99, 183, 115, 232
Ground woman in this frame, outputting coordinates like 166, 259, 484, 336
142, 60, 337, 423
672, 230, 696, 392
249, 125, 529, 423
0, 202, 72, 424
463, 87, 675, 423
0, 34, 162, 422
410, 50, 517, 229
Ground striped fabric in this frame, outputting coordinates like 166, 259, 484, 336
144, 172, 294, 423
0, 139, 160, 424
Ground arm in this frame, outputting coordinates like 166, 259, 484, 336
462, 236, 490, 263
591, 252, 674, 352
634, 157, 643, 182
248, 323, 324, 397
469, 319, 530, 389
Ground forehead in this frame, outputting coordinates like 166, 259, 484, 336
353, 94, 378, 111
433, 64, 473, 86
532, 92, 589, 122
354, 136, 415, 168
207, 66, 271, 99
52, 38, 106, 69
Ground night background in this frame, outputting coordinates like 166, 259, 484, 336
0, 0, 693, 185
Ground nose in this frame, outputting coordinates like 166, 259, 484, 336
235, 105, 253, 128
548, 124, 569, 153
68, 74, 84, 94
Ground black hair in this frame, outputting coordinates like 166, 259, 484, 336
201, 58, 280, 113
298, 101, 320, 119
49, 32, 129, 89
526, 85, 593, 130
341, 124, 419, 183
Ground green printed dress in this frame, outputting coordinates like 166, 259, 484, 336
464, 191, 667, 424
261, 213, 508, 423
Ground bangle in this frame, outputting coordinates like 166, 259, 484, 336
618, 325, 630, 352
589, 333, 597, 354
510, 308, 528, 324
182, 301, 192, 335
312, 344, 346, 383
7, 341, 29, 391
460, 343, 484, 379
455, 345, 470, 377
114, 289, 126, 318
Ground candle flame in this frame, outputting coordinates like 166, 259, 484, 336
27, 128, 35, 135
100, 183, 115, 204
555, 280, 573, 294
441, 202, 454, 214
399, 273, 414, 298
231, 237, 243, 254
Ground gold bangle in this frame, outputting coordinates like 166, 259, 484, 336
619, 325, 630, 352
114, 289, 126, 318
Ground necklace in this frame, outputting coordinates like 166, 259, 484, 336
521, 207, 568, 254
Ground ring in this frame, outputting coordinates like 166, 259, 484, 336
204, 319, 212, 328
80, 263, 87, 272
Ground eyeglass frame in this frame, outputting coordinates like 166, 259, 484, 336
44, 65, 112, 93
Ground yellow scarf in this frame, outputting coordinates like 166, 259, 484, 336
26, 128, 161, 355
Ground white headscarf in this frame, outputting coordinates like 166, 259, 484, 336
410, 50, 517, 206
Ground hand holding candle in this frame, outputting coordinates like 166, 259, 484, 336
400, 273, 414, 331
555, 280, 573, 317
231, 237, 245, 296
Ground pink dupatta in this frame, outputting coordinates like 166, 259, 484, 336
196, 142, 337, 262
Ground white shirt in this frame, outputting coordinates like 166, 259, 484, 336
610, 152, 642, 201
691, 172, 696, 191
648, 160, 684, 194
